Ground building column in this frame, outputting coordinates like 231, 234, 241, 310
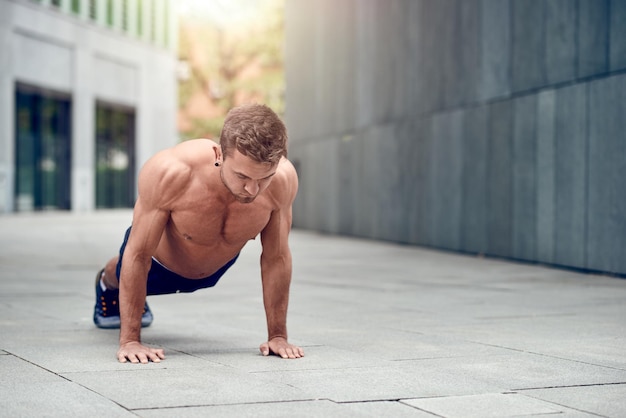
0, 1, 14, 212
167, 0, 177, 52
153, 0, 163, 46
79, 0, 89, 20
96, 0, 106, 26
60, 0, 71, 14
127, 0, 138, 38
141, 0, 151, 42
71, 38, 95, 211
112, 0, 122, 31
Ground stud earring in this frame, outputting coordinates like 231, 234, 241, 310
215, 161, 220, 167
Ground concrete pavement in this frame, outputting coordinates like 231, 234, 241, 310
0, 210, 625, 417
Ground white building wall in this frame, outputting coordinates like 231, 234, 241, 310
0, 0, 178, 212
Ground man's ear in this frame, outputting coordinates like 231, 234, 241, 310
213, 145, 223, 164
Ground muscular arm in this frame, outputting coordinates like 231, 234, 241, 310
259, 160, 303, 359
117, 151, 190, 363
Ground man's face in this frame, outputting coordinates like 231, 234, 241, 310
220, 149, 277, 204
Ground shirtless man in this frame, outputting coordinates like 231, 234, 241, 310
93, 104, 304, 364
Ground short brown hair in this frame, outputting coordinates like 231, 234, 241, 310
219, 104, 287, 165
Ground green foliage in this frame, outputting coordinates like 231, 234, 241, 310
178, 0, 285, 141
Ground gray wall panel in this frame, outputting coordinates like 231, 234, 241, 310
394, 118, 418, 244
461, 106, 488, 254
536, 90, 557, 265
355, 0, 377, 130
431, 110, 463, 251
376, 124, 407, 242
405, 1, 422, 116
479, 0, 511, 101
359, 128, 383, 239
588, 75, 626, 273
408, 118, 430, 245
413, 117, 435, 245
389, 1, 410, 120
610, 0, 626, 71
417, 0, 446, 114
336, 136, 358, 236
512, 95, 537, 262
332, 0, 357, 134
577, 0, 609, 78
286, 0, 626, 275
487, 100, 513, 257
458, 0, 480, 106
291, 143, 314, 230
545, 0, 577, 85
512, 0, 545, 92
440, 0, 459, 110
554, 84, 587, 269
284, 0, 316, 140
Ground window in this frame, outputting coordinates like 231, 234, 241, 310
89, 0, 97, 20
137, 0, 143, 36
95, 103, 136, 208
107, 0, 114, 26
163, 0, 168, 46
150, 0, 156, 42
15, 85, 72, 211
122, 0, 128, 31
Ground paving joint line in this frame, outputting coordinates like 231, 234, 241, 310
512, 381, 626, 391
468, 341, 626, 371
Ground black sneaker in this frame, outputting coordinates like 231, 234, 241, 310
93, 269, 153, 329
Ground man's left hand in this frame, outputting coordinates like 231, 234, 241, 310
260, 337, 304, 359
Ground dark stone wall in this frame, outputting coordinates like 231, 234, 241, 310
285, 0, 626, 275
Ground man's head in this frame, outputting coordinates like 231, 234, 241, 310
219, 104, 287, 166
218, 104, 287, 203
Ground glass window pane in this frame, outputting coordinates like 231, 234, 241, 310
95, 103, 136, 208
15, 86, 71, 212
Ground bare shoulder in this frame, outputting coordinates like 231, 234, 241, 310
138, 139, 217, 208
268, 157, 298, 206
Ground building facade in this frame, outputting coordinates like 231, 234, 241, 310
285, 0, 626, 275
0, 0, 178, 212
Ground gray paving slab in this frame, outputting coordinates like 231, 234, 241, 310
402, 393, 596, 418
62, 366, 309, 410
339, 401, 438, 418
136, 400, 357, 418
136, 399, 436, 418
522, 383, 626, 417
254, 364, 500, 403
1, 211, 626, 416
0, 355, 135, 417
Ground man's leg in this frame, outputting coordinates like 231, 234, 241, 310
93, 255, 153, 329
102, 256, 120, 289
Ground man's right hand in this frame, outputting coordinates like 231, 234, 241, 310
117, 341, 165, 364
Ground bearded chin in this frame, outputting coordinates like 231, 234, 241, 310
236, 195, 255, 204
220, 169, 256, 204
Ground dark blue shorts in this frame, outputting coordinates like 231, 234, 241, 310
115, 227, 239, 296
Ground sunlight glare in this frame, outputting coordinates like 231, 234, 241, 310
178, 0, 262, 27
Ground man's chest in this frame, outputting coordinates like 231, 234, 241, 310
168, 202, 273, 246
